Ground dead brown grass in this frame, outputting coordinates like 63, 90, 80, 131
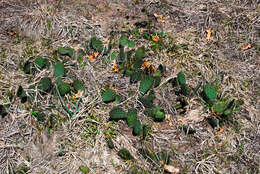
0, 0, 259, 174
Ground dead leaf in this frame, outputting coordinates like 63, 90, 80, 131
246, 12, 254, 20
167, 51, 174, 56
159, 16, 165, 23
153, 13, 157, 17
9, 113, 15, 122
166, 114, 173, 127
178, 107, 206, 124
72, 90, 84, 100
154, 13, 165, 23
164, 165, 180, 174
73, 44, 81, 51
103, 37, 110, 45
92, 17, 97, 23
152, 35, 159, 42
206, 29, 213, 41
241, 43, 252, 50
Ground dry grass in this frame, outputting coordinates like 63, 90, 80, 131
0, 0, 259, 173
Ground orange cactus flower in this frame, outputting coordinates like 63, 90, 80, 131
93, 52, 99, 57
152, 35, 159, 42
142, 61, 155, 74
111, 62, 119, 73
87, 54, 95, 61
142, 61, 151, 68
216, 127, 224, 135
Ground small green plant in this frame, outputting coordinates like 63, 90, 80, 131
118, 148, 133, 160
58, 144, 66, 156
32, 111, 46, 122
145, 106, 165, 122
197, 73, 244, 125
130, 70, 142, 84
139, 148, 171, 167
128, 40, 135, 48
138, 148, 156, 162
170, 71, 243, 128
119, 34, 135, 48
156, 151, 170, 165
15, 163, 30, 174
177, 71, 186, 85
79, 166, 90, 174
22, 56, 50, 75
55, 85, 83, 118
105, 137, 115, 149
134, 47, 145, 60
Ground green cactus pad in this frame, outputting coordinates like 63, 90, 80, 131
90, 37, 103, 52
204, 85, 217, 100
35, 56, 48, 70
134, 47, 145, 60
127, 108, 138, 128
130, 71, 142, 83
58, 47, 74, 58
177, 71, 186, 85
133, 120, 141, 136
73, 80, 85, 92
58, 83, 71, 96
109, 107, 127, 121
139, 75, 154, 95
38, 77, 52, 93
102, 89, 116, 103
120, 35, 128, 47
54, 62, 65, 78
